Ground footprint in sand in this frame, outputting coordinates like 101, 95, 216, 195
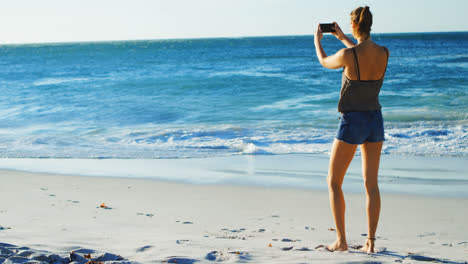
271, 238, 299, 242
215, 235, 247, 240
295, 247, 313, 251
136, 213, 154, 217
280, 246, 313, 251
215, 228, 253, 240
206, 251, 231, 261
281, 238, 300, 242
165, 257, 198, 264
417, 232, 436, 238
205, 250, 251, 262
175, 220, 193, 224
220, 228, 246, 233
136, 245, 153, 252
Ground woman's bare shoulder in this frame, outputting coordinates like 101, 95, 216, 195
341, 47, 356, 66
376, 43, 390, 56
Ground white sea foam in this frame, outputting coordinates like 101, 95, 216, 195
0, 119, 465, 159
253, 93, 338, 110
0, 120, 466, 159
33, 77, 90, 86
438, 62, 468, 69
383, 121, 468, 156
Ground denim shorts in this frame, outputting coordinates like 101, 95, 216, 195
336, 110, 385, 145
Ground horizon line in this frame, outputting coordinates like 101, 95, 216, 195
1, 30, 466, 46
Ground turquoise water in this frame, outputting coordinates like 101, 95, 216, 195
0, 32, 467, 158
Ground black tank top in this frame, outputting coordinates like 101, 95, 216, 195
338, 47, 389, 113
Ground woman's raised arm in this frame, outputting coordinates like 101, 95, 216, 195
314, 24, 348, 69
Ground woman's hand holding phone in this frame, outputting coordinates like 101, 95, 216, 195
331, 22, 346, 40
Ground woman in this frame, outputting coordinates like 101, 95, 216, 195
314, 6, 389, 253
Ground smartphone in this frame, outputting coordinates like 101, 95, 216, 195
319, 23, 336, 33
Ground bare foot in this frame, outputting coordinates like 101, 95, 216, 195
326, 239, 348, 252
361, 238, 375, 253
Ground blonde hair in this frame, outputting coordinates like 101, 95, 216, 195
350, 6, 372, 38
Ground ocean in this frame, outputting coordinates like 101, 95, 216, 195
0, 32, 467, 159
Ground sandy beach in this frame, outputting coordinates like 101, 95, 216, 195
0, 155, 467, 263
0, 1, 467, 263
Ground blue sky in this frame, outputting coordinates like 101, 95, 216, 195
0, 0, 467, 44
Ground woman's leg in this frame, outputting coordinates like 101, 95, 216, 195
360, 141, 383, 253
327, 139, 358, 251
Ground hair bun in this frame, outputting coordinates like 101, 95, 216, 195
351, 6, 373, 37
